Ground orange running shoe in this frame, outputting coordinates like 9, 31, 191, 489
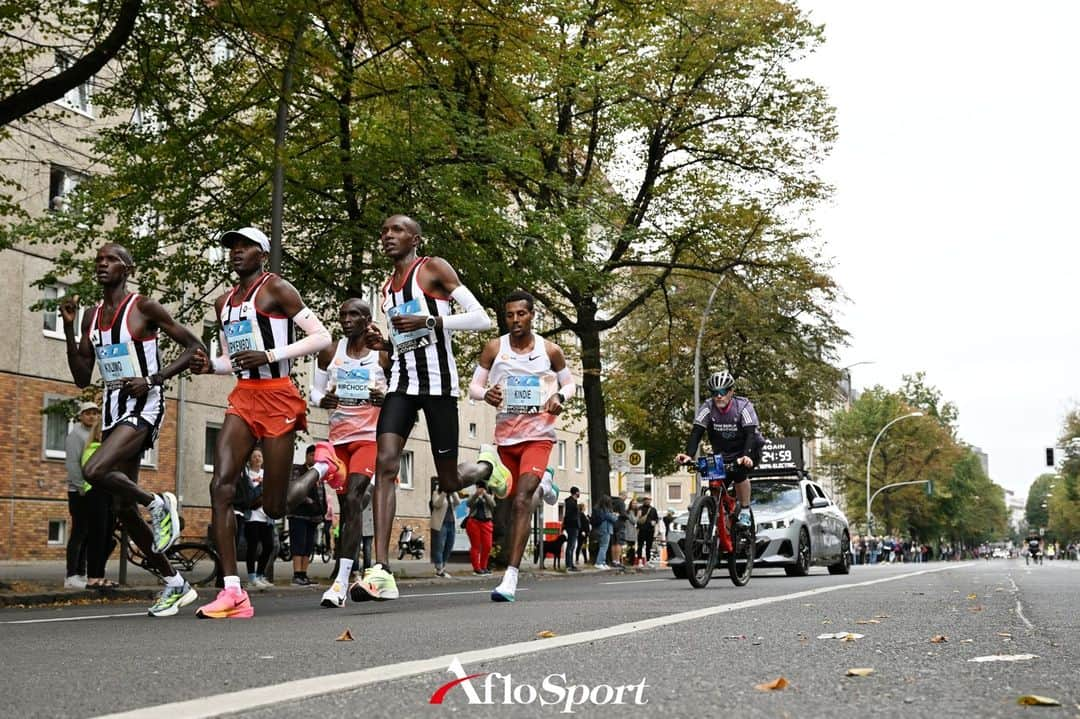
314, 441, 348, 493
195, 587, 254, 619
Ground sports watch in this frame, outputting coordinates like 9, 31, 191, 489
425, 316, 437, 330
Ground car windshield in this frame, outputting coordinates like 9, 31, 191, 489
751, 480, 803, 512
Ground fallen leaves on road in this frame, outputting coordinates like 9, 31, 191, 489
336, 629, 354, 642
1017, 695, 1060, 706
969, 605, 984, 612
968, 654, 1038, 663
996, 632, 1013, 638
536, 630, 557, 639
930, 635, 948, 644
855, 619, 881, 625
874, 614, 890, 619
966, 593, 978, 600
846, 668, 875, 677
754, 677, 789, 691
959, 639, 974, 644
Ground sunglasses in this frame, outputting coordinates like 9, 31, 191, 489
711, 388, 732, 396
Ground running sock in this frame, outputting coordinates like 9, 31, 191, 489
165, 573, 184, 588
312, 462, 329, 480
497, 566, 519, 594
224, 575, 242, 591
336, 559, 354, 586
147, 494, 164, 510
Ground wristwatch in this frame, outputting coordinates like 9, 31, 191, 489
425, 316, 437, 330
555, 391, 566, 404
149, 372, 164, 387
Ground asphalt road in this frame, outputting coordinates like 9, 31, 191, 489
1, 560, 1077, 718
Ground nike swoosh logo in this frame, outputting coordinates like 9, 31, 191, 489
284, 417, 296, 424
438, 448, 452, 454
528, 355, 540, 361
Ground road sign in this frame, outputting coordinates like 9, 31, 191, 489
611, 437, 630, 472
626, 450, 645, 492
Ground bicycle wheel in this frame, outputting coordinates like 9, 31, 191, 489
168, 542, 220, 587
686, 494, 719, 588
728, 511, 754, 587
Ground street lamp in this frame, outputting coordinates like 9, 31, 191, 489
840, 361, 875, 404
693, 277, 726, 407
865, 411, 923, 533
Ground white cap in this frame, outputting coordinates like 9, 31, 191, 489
220, 226, 270, 253
77, 401, 99, 416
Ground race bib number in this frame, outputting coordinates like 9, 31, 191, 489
387, 299, 434, 354
224, 306, 264, 362
335, 367, 371, 405
96, 342, 138, 388
502, 375, 542, 414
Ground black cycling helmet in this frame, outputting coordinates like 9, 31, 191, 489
706, 370, 735, 394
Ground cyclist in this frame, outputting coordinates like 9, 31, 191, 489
1025, 534, 1042, 565
675, 370, 763, 528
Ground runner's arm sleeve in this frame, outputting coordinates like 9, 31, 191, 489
684, 425, 706, 456
264, 309, 333, 364
556, 367, 576, 400
310, 365, 328, 406
441, 285, 491, 331
469, 366, 489, 400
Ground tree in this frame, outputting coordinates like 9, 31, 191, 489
15, 0, 837, 507
1025, 473, 1054, 534
1046, 410, 1080, 541
606, 263, 846, 471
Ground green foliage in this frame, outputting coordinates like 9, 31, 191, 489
1044, 410, 1080, 540
1025, 473, 1055, 534
822, 378, 1007, 544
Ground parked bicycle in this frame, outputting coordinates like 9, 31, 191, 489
681, 455, 756, 588
113, 517, 221, 587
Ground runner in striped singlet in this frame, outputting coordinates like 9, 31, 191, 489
188, 227, 333, 619
60, 243, 205, 617
352, 214, 499, 602
470, 290, 577, 602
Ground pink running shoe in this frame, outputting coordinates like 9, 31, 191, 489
314, 441, 348, 493
195, 587, 254, 619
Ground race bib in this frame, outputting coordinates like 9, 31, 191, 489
386, 299, 435, 354
334, 367, 371, 405
96, 342, 138, 388
224, 302, 264, 366
502, 375, 542, 414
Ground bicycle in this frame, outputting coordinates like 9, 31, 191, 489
682, 455, 756, 588
113, 517, 221, 587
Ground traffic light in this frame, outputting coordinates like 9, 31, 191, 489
1046, 448, 1055, 467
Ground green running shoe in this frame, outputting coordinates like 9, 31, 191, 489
150, 492, 180, 553
477, 448, 511, 499
350, 564, 399, 601
148, 581, 198, 617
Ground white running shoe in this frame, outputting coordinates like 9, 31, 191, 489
321, 580, 348, 608
539, 467, 559, 506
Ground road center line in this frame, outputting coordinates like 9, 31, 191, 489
95, 563, 972, 719
601, 578, 667, 585
2, 611, 146, 625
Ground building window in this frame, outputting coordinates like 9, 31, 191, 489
141, 446, 158, 469
48, 519, 67, 545
399, 451, 413, 489
49, 165, 85, 212
42, 284, 84, 339
42, 395, 75, 459
468, 422, 477, 439
574, 441, 583, 472
204, 423, 220, 471
557, 440, 566, 469
667, 484, 682, 503
54, 53, 93, 116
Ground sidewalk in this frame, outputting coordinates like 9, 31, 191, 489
0, 556, 662, 607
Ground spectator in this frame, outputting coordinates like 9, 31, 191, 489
64, 402, 99, 588
623, 497, 639, 566
464, 481, 496, 575
577, 504, 591, 566
662, 509, 675, 537
430, 478, 459, 578
287, 445, 327, 586
594, 495, 617, 569
636, 496, 659, 566
611, 491, 628, 568
241, 449, 273, 590
562, 487, 582, 572
78, 411, 116, 590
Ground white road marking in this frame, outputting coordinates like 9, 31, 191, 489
601, 578, 666, 585
2, 611, 145, 625
95, 563, 973, 719
401, 588, 529, 599
1007, 574, 1035, 629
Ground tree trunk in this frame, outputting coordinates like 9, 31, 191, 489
269, 19, 308, 273
579, 318, 610, 506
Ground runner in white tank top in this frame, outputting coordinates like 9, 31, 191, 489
61, 242, 205, 615
469, 290, 578, 602
303, 299, 389, 609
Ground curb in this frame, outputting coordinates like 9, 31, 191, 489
0, 566, 666, 608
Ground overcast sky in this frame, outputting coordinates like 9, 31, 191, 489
796, 1, 1080, 500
